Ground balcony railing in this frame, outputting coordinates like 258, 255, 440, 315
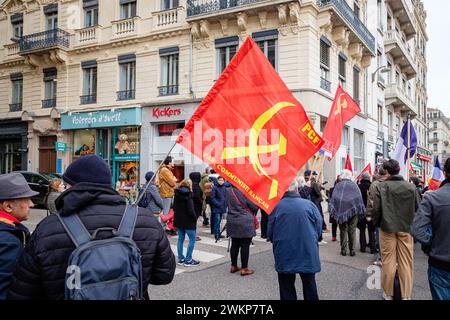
76, 26, 99, 44
159, 85, 179, 96
187, 0, 263, 17
20, 29, 70, 53
80, 94, 97, 105
317, 0, 375, 55
384, 30, 416, 73
112, 17, 139, 38
428, 137, 439, 144
42, 98, 56, 108
320, 77, 331, 92
9, 103, 22, 112
117, 90, 135, 101
5, 43, 20, 56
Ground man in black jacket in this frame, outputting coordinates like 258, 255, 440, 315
8, 155, 175, 300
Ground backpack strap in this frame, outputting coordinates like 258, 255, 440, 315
117, 204, 139, 239
56, 213, 92, 247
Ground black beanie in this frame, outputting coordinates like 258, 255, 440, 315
63, 154, 112, 186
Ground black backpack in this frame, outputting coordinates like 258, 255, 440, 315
137, 189, 150, 208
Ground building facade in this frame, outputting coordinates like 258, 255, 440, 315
0, 0, 428, 191
427, 108, 450, 165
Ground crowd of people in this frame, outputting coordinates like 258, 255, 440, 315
0, 154, 448, 300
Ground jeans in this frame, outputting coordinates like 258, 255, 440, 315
177, 228, 196, 262
161, 197, 172, 229
230, 238, 252, 268
213, 211, 223, 239
428, 265, 450, 300
277, 273, 319, 300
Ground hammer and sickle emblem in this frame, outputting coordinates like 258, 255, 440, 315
221, 102, 296, 200
334, 93, 348, 116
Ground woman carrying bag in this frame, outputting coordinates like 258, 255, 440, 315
226, 185, 259, 276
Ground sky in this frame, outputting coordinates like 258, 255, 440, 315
423, 0, 450, 116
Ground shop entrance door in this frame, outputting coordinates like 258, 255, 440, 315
97, 129, 111, 165
39, 136, 57, 173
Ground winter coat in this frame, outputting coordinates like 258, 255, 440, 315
145, 183, 164, 214
189, 172, 203, 218
268, 192, 322, 274
358, 179, 371, 208
366, 175, 388, 223
173, 187, 197, 230
0, 214, 30, 300
159, 165, 176, 198
310, 179, 323, 204
372, 175, 420, 233
45, 191, 61, 214
411, 181, 450, 271
225, 187, 258, 239
329, 179, 366, 225
210, 181, 227, 214
7, 182, 175, 300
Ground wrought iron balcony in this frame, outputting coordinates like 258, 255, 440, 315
317, 0, 375, 55
158, 85, 179, 96
20, 28, 70, 53
187, 0, 267, 17
42, 98, 56, 108
9, 103, 22, 112
320, 77, 331, 92
117, 90, 135, 101
80, 94, 97, 105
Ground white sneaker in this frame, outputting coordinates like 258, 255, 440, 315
318, 240, 327, 245
382, 292, 393, 300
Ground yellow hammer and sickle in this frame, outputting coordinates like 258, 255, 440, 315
221, 102, 296, 200
334, 93, 348, 116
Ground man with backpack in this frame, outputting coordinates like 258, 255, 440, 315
8, 155, 175, 300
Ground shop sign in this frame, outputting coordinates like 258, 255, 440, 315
55, 142, 67, 152
417, 153, 432, 162
61, 108, 141, 130
151, 107, 182, 119
114, 154, 140, 161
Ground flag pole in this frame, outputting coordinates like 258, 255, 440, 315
407, 113, 411, 181
134, 140, 179, 206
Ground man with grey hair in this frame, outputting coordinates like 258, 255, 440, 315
0, 172, 39, 299
268, 179, 322, 300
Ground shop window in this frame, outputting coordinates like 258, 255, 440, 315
73, 129, 96, 159
158, 122, 184, 137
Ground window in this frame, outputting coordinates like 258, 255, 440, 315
81, 61, 97, 104
434, 144, 438, 152
396, 116, 400, 139
158, 122, 184, 137
338, 54, 346, 88
433, 122, 437, 129
433, 132, 438, 140
254, 30, 278, 70
120, 0, 137, 19
44, 4, 58, 30
84, 0, 99, 27
396, 71, 400, 86
354, 130, 365, 174
161, 0, 179, 10
43, 68, 57, 108
216, 36, 238, 77
320, 38, 331, 91
377, 0, 383, 30
353, 66, 360, 104
342, 126, 349, 149
159, 47, 179, 96
377, 105, 383, 133
118, 54, 136, 100
11, 74, 23, 106
387, 62, 392, 83
353, 1, 360, 19
388, 111, 393, 137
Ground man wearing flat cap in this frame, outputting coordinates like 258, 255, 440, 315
0, 172, 39, 300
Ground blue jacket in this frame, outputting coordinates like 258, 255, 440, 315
210, 181, 227, 213
0, 219, 29, 300
268, 192, 322, 274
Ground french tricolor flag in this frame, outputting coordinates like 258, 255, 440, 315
429, 158, 445, 191
391, 116, 417, 178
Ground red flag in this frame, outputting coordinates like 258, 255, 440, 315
321, 86, 361, 159
356, 163, 372, 183
177, 37, 324, 213
345, 154, 353, 173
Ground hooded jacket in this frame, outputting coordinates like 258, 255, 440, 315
189, 172, 203, 218
210, 181, 227, 213
7, 182, 175, 300
0, 213, 30, 300
173, 187, 197, 230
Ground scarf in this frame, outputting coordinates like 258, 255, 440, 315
329, 179, 366, 225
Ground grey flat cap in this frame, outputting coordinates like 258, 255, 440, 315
0, 172, 40, 201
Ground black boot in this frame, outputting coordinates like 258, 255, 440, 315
341, 250, 347, 256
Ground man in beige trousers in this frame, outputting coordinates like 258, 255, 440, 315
373, 159, 421, 300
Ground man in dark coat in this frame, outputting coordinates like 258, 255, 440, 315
210, 176, 227, 242
8, 155, 175, 300
189, 172, 203, 241
0, 173, 39, 300
268, 179, 322, 300
357, 173, 373, 253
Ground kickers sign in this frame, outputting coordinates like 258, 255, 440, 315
152, 107, 182, 119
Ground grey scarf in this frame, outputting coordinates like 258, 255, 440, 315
329, 179, 365, 225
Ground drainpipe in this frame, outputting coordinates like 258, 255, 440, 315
189, 32, 195, 99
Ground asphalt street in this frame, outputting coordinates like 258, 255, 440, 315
26, 207, 432, 300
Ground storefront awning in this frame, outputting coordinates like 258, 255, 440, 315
61, 107, 141, 130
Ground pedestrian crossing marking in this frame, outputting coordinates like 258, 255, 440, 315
170, 245, 224, 263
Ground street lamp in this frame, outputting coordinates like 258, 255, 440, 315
371, 66, 391, 83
